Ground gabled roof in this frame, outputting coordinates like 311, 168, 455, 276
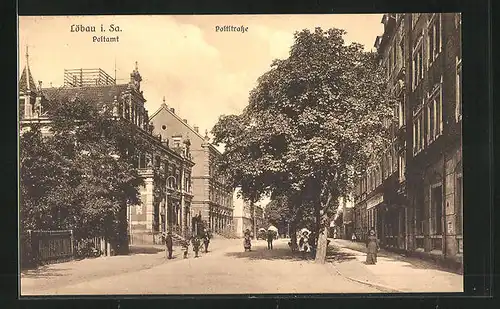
150, 103, 215, 147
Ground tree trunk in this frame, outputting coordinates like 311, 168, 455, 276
315, 224, 329, 264
289, 221, 297, 247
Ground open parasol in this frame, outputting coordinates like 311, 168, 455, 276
299, 228, 311, 235
267, 225, 278, 232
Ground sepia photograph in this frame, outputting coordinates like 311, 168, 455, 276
18, 13, 463, 296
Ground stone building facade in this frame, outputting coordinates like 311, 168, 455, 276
19, 57, 195, 245
232, 190, 264, 238
352, 13, 462, 268
150, 103, 235, 236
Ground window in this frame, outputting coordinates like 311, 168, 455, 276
398, 151, 406, 182
399, 35, 405, 68
430, 184, 443, 235
456, 59, 462, 122
398, 93, 406, 127
388, 152, 393, 175
139, 153, 146, 168
392, 39, 397, 71
428, 14, 442, 64
413, 112, 424, 155
427, 84, 443, 143
412, 36, 424, 90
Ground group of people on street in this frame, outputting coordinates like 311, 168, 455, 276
243, 228, 278, 252
162, 229, 211, 260
242, 225, 380, 265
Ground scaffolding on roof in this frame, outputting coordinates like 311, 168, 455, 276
63, 68, 116, 87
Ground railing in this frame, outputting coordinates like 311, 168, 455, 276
21, 230, 115, 269
21, 230, 74, 268
431, 235, 442, 251
415, 235, 425, 249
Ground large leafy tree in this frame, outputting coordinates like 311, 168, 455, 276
212, 27, 395, 263
20, 97, 148, 254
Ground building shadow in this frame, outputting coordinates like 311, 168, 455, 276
225, 247, 308, 262
21, 266, 69, 279
129, 245, 165, 255
326, 246, 358, 263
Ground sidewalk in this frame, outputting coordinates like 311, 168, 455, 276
328, 239, 464, 293
21, 238, 241, 295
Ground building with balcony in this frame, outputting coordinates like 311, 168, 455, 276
149, 102, 235, 236
19, 57, 195, 246
352, 13, 462, 268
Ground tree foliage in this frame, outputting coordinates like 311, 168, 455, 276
20, 97, 148, 252
212, 27, 396, 262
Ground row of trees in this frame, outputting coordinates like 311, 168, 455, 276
20, 98, 148, 254
212, 28, 396, 263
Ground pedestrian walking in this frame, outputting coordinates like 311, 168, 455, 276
266, 230, 274, 250
191, 234, 201, 258
181, 238, 189, 259
351, 232, 357, 242
366, 228, 379, 265
202, 229, 210, 253
243, 229, 252, 252
164, 231, 173, 259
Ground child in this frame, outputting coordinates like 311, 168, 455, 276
181, 239, 189, 259
191, 235, 201, 258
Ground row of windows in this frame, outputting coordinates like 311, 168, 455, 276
412, 83, 443, 155
133, 153, 191, 191
411, 14, 443, 91
209, 186, 233, 208
414, 173, 462, 237
355, 146, 407, 199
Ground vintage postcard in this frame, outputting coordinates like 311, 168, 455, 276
19, 14, 463, 295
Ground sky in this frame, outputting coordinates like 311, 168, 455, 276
19, 15, 384, 208
19, 14, 384, 143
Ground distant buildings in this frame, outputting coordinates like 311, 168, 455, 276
150, 103, 235, 236
232, 190, 264, 238
352, 13, 462, 268
19, 56, 195, 246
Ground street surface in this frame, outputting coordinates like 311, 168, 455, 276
21, 237, 463, 295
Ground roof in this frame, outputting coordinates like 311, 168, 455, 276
19, 66, 36, 93
150, 103, 222, 155
40, 84, 130, 112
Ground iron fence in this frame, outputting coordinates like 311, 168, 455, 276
21, 230, 74, 268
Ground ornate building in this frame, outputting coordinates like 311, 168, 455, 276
19, 54, 195, 246
150, 103, 235, 236
353, 13, 462, 269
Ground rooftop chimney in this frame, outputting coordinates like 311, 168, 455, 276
194, 126, 199, 133
170, 108, 175, 114
183, 119, 188, 123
